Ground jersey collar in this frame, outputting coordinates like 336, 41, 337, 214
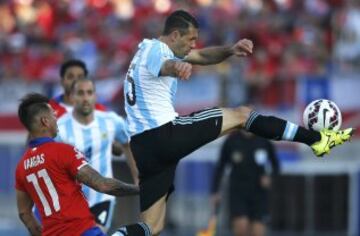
29, 137, 55, 148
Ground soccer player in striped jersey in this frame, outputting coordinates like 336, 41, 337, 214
123, 10, 354, 235
49, 59, 123, 156
56, 78, 139, 232
50, 59, 107, 118
15, 93, 140, 236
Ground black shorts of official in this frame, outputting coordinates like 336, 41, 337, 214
229, 186, 269, 222
130, 108, 223, 212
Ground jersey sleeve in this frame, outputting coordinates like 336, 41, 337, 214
58, 144, 88, 178
110, 112, 130, 144
145, 42, 176, 77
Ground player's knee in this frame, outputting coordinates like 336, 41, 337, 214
233, 106, 252, 128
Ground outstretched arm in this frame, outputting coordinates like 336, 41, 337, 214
184, 39, 253, 65
76, 165, 139, 196
16, 190, 42, 236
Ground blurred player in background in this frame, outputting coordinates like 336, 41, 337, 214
15, 93, 139, 236
49, 59, 106, 118
211, 130, 280, 236
56, 78, 139, 232
123, 9, 353, 235
49, 59, 123, 158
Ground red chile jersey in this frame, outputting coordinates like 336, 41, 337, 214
49, 94, 107, 118
15, 137, 96, 236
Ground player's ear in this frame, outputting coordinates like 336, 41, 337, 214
39, 116, 49, 127
170, 30, 181, 42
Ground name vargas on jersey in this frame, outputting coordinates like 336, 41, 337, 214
24, 154, 45, 170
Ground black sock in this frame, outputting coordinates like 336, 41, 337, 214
112, 222, 151, 236
245, 111, 321, 145
293, 126, 321, 145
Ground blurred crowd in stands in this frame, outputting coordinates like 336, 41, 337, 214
0, 0, 359, 108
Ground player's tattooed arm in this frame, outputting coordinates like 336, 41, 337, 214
184, 46, 233, 65
16, 190, 42, 236
76, 165, 139, 196
184, 39, 253, 65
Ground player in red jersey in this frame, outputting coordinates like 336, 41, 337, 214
49, 59, 107, 118
15, 93, 145, 236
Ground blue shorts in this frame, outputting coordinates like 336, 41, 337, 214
34, 200, 115, 229
81, 226, 106, 236
33, 208, 106, 235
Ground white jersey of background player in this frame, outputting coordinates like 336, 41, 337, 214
57, 110, 129, 203
57, 79, 138, 230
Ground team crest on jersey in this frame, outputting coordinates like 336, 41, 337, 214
101, 133, 108, 139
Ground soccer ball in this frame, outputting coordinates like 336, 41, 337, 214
303, 99, 342, 131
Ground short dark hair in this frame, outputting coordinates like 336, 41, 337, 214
59, 59, 88, 79
18, 93, 50, 131
163, 10, 199, 36
71, 78, 95, 93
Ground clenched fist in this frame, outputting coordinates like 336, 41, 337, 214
232, 39, 254, 57
174, 61, 192, 80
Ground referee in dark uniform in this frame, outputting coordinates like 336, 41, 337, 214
211, 130, 280, 236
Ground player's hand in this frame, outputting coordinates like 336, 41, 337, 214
232, 39, 253, 57
174, 61, 192, 80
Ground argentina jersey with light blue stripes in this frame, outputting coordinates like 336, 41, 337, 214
56, 110, 129, 206
124, 38, 179, 136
